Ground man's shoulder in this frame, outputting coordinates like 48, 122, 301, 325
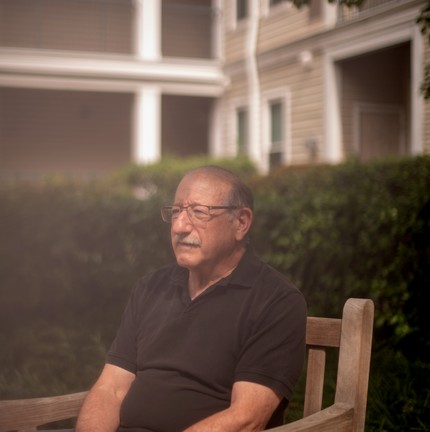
238, 250, 305, 302
260, 266, 303, 302
135, 262, 187, 292
260, 261, 296, 289
246, 252, 297, 289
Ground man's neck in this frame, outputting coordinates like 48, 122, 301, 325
187, 248, 246, 300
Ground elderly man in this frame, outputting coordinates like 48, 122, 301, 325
76, 165, 306, 432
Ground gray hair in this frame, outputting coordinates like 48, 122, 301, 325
184, 165, 254, 210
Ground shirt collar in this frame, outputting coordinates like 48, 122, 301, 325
170, 247, 262, 290
221, 247, 261, 288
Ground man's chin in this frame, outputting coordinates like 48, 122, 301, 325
175, 254, 198, 269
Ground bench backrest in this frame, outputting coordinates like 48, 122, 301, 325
269, 297, 374, 432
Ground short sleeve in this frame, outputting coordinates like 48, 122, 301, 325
234, 289, 307, 401
106, 283, 140, 374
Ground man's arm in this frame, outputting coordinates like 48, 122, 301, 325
183, 381, 282, 432
75, 363, 135, 432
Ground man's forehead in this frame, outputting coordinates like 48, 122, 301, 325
174, 172, 230, 200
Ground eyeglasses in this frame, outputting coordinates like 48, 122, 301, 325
161, 204, 240, 224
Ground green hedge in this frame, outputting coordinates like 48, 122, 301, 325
251, 158, 430, 337
0, 181, 170, 396
0, 156, 429, 429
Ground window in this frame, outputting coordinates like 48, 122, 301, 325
236, 107, 249, 155
269, 100, 284, 169
262, 90, 290, 172
236, 0, 248, 21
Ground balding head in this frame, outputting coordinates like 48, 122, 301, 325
182, 166, 254, 211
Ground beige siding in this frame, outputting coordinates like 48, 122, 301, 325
224, 28, 247, 65
223, 1, 324, 66
221, 46, 324, 165
223, 0, 247, 65
222, 1, 326, 166
259, 54, 324, 164
257, 4, 323, 54
162, 0, 213, 59
226, 74, 250, 99
218, 73, 250, 155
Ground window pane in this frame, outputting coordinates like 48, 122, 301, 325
237, 0, 248, 21
269, 99, 284, 171
237, 108, 248, 154
270, 101, 283, 145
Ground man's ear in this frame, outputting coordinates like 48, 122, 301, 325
235, 208, 253, 241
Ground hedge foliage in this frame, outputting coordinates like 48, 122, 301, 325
0, 155, 429, 430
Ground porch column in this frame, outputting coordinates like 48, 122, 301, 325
132, 87, 161, 164
133, 0, 161, 60
132, 1, 162, 164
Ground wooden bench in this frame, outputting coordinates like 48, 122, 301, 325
0, 298, 374, 432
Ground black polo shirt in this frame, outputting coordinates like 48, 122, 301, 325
106, 249, 306, 432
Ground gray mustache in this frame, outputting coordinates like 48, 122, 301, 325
173, 234, 201, 247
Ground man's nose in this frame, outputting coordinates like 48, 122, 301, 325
171, 208, 193, 232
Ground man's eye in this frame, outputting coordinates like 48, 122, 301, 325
193, 207, 209, 216
171, 208, 181, 216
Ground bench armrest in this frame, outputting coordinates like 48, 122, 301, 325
0, 391, 87, 431
266, 403, 354, 432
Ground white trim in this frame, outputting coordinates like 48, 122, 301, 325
212, 0, 223, 61
246, 0, 262, 170
323, 1, 337, 28
285, 93, 292, 165
328, 28, 412, 62
324, 54, 343, 163
133, 0, 161, 60
411, 24, 424, 155
0, 73, 224, 97
325, 4, 420, 62
132, 86, 161, 164
0, 49, 224, 87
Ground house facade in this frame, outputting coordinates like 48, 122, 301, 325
0, 0, 428, 177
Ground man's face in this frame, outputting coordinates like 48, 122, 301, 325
170, 172, 242, 276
